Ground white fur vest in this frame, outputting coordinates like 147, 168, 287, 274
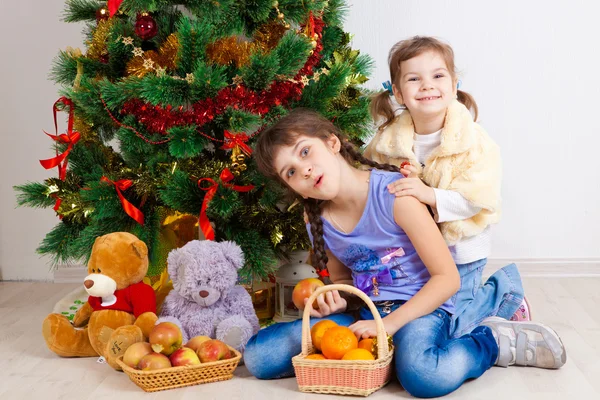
364, 100, 502, 245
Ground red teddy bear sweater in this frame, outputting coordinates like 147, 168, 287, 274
88, 281, 156, 318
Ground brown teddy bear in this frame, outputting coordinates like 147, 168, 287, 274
42, 232, 158, 370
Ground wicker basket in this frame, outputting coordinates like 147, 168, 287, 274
116, 346, 241, 392
291, 284, 394, 396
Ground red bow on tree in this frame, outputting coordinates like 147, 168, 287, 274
100, 177, 145, 225
198, 168, 254, 240
108, 0, 123, 17
221, 131, 252, 156
39, 97, 81, 214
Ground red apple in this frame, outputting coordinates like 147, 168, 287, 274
196, 339, 231, 363
169, 347, 201, 366
138, 352, 172, 370
122, 342, 153, 369
149, 322, 183, 356
292, 278, 325, 310
185, 335, 211, 353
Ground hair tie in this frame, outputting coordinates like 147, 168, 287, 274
382, 80, 393, 95
457, 80, 462, 90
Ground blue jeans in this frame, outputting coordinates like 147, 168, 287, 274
450, 260, 524, 338
244, 303, 498, 398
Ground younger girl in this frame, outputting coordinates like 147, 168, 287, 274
243, 109, 565, 398
366, 36, 529, 337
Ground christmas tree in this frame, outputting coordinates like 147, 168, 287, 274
15, 0, 373, 282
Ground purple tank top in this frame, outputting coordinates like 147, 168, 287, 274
307, 169, 455, 314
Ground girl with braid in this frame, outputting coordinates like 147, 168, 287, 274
243, 109, 566, 398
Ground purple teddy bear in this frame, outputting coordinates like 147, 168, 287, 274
157, 240, 259, 354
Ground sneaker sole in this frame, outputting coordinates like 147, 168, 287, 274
482, 316, 567, 369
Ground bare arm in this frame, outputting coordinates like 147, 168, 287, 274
384, 196, 459, 333
326, 250, 353, 285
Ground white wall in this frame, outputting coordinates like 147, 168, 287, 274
0, 1, 83, 280
1, 1, 598, 280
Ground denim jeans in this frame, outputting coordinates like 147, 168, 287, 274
450, 260, 524, 338
244, 313, 355, 379
244, 303, 498, 398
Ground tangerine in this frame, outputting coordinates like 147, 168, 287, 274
341, 348, 375, 361
310, 320, 338, 351
305, 353, 326, 360
320, 326, 358, 360
358, 338, 375, 354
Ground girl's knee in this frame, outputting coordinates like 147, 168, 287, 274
396, 364, 458, 398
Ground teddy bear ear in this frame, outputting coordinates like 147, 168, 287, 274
220, 241, 245, 270
131, 240, 148, 259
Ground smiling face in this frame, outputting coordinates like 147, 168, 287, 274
272, 134, 343, 201
392, 50, 457, 122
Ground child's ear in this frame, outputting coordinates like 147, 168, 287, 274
327, 134, 341, 153
453, 78, 459, 97
392, 83, 404, 105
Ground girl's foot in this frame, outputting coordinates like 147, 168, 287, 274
510, 296, 532, 321
481, 317, 566, 369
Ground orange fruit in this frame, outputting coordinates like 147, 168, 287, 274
310, 320, 338, 351
341, 348, 375, 361
358, 338, 375, 354
305, 354, 326, 360
320, 326, 358, 360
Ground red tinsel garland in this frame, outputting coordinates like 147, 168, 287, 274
116, 16, 325, 139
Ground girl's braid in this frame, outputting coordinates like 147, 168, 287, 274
340, 141, 401, 173
303, 198, 328, 273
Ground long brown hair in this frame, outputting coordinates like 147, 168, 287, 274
371, 36, 479, 130
254, 108, 401, 274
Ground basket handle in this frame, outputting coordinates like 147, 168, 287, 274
300, 283, 390, 358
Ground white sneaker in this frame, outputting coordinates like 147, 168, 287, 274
481, 317, 566, 369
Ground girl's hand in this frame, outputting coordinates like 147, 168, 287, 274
400, 163, 419, 178
304, 290, 347, 318
348, 316, 400, 339
388, 177, 436, 206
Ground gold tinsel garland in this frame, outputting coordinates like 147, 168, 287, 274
206, 21, 289, 68
125, 34, 180, 78
87, 19, 115, 60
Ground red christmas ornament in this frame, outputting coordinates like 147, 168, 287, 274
135, 13, 158, 41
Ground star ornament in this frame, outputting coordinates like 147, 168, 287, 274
143, 59, 155, 70
132, 47, 144, 57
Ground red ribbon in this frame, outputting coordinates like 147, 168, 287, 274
198, 168, 254, 240
221, 131, 253, 156
40, 97, 81, 214
318, 269, 330, 278
100, 177, 145, 225
108, 0, 123, 17
306, 12, 316, 38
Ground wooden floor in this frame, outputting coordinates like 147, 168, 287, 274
1, 278, 598, 399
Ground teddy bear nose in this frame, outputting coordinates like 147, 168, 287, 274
199, 290, 209, 298
84, 280, 94, 289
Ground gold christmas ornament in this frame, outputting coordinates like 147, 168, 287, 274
229, 146, 248, 175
